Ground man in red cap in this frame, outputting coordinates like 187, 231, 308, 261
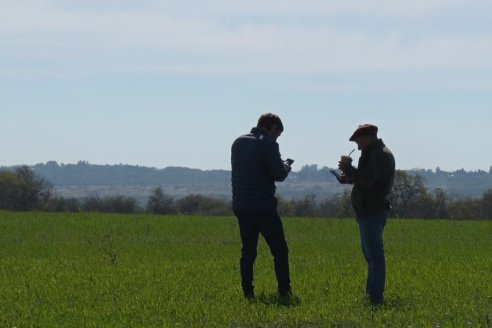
338, 124, 395, 305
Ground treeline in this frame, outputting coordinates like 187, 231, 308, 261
25, 161, 492, 198
280, 171, 492, 220
1, 166, 492, 219
28, 161, 230, 186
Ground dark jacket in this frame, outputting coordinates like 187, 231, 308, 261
231, 127, 291, 211
345, 139, 395, 217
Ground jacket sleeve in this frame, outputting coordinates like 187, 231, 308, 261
345, 152, 386, 188
259, 140, 290, 182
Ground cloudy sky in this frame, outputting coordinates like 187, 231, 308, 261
1, 0, 491, 171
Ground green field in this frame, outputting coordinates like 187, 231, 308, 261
0, 211, 491, 327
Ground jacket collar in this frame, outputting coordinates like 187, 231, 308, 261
363, 138, 385, 154
250, 127, 273, 140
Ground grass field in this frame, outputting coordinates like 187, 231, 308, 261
0, 211, 491, 327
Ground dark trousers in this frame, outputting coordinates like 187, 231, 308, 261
234, 209, 291, 294
356, 211, 388, 304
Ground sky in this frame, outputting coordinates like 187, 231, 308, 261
1, 0, 491, 172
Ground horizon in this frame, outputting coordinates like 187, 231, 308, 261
3, 160, 491, 174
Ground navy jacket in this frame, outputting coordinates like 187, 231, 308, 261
231, 127, 291, 211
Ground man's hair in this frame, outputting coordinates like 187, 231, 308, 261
257, 113, 284, 132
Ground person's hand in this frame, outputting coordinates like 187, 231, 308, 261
339, 174, 349, 184
338, 155, 352, 172
284, 158, 294, 170
338, 161, 347, 171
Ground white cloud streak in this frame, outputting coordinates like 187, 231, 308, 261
1, 0, 491, 77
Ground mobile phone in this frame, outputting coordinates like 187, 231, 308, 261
330, 169, 343, 182
286, 158, 294, 165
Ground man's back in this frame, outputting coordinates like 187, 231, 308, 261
231, 127, 289, 211
231, 114, 293, 299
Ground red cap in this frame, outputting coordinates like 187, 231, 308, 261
349, 124, 378, 141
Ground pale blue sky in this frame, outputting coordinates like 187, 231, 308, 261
1, 1, 491, 171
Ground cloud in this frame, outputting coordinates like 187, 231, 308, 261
1, 0, 492, 78
146, 0, 492, 17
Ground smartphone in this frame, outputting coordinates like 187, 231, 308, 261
286, 158, 294, 165
330, 169, 343, 183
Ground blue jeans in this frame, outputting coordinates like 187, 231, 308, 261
356, 211, 388, 304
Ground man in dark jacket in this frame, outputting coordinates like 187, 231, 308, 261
338, 124, 395, 305
231, 113, 293, 300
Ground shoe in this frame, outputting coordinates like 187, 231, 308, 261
279, 290, 292, 298
367, 295, 384, 306
243, 290, 256, 300
366, 292, 384, 306
278, 290, 300, 306
370, 298, 384, 306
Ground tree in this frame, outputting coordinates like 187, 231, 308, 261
335, 190, 354, 218
176, 194, 231, 216
0, 166, 52, 211
317, 197, 338, 218
0, 171, 22, 210
277, 195, 296, 217
103, 195, 139, 213
14, 166, 52, 210
410, 192, 435, 219
81, 195, 139, 213
291, 194, 317, 217
480, 189, 492, 220
297, 165, 319, 181
147, 187, 175, 214
389, 170, 428, 218
433, 188, 449, 219
44, 197, 81, 212
447, 198, 482, 220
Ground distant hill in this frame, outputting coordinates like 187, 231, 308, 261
404, 167, 492, 198
22, 161, 350, 203
2, 161, 492, 204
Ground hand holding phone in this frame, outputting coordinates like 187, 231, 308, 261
330, 169, 349, 184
